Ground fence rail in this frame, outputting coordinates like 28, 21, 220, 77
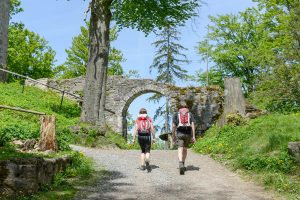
0, 68, 82, 108
0, 104, 46, 115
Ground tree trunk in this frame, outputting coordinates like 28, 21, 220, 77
39, 115, 57, 151
0, 0, 10, 82
80, 0, 112, 129
218, 77, 246, 126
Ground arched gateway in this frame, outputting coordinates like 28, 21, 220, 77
105, 77, 178, 138
27, 76, 223, 137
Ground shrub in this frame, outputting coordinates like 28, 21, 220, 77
0, 124, 39, 146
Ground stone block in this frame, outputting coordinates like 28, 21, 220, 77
288, 142, 300, 162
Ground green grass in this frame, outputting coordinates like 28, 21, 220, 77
193, 113, 300, 199
0, 82, 80, 150
0, 82, 131, 199
0, 82, 136, 151
0, 82, 80, 130
73, 127, 131, 149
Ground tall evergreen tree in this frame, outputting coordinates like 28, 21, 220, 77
149, 25, 190, 133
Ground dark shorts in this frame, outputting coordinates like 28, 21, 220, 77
138, 135, 151, 153
176, 133, 192, 148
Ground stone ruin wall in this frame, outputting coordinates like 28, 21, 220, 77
26, 76, 223, 136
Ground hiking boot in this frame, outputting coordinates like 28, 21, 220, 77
145, 160, 151, 172
183, 162, 187, 172
140, 165, 146, 171
179, 162, 185, 175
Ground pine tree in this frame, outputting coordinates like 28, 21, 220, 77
149, 25, 190, 134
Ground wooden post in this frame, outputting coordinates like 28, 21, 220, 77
39, 115, 57, 151
218, 78, 246, 126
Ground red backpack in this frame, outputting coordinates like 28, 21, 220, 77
177, 108, 191, 132
137, 115, 151, 134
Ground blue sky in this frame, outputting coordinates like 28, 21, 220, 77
11, 0, 257, 134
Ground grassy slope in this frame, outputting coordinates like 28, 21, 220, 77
0, 82, 129, 151
0, 82, 80, 132
0, 83, 103, 199
193, 113, 300, 199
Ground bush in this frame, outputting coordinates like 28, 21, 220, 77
0, 124, 39, 146
56, 128, 75, 151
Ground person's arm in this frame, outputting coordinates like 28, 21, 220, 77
132, 122, 138, 144
172, 113, 177, 141
172, 123, 177, 141
191, 122, 196, 143
151, 123, 156, 143
190, 113, 196, 142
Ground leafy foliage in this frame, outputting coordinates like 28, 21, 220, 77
192, 68, 224, 87
10, 0, 23, 16
7, 23, 56, 80
111, 0, 201, 34
55, 24, 125, 79
0, 82, 80, 147
0, 124, 39, 146
250, 0, 300, 113
196, 0, 300, 112
197, 8, 267, 94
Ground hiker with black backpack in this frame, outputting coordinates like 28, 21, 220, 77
133, 108, 156, 172
172, 101, 196, 175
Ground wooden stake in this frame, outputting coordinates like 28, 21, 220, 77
39, 115, 57, 151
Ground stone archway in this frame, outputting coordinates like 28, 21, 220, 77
105, 76, 178, 138
27, 75, 223, 137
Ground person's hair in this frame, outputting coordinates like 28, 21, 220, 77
178, 101, 187, 109
139, 108, 147, 114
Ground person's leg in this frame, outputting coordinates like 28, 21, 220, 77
145, 137, 151, 172
140, 153, 146, 166
145, 152, 150, 161
176, 134, 185, 175
182, 147, 187, 162
145, 136, 151, 161
178, 147, 184, 162
138, 136, 146, 169
182, 135, 191, 171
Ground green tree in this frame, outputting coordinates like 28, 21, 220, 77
56, 24, 125, 79
193, 67, 224, 88
10, 0, 23, 16
7, 23, 56, 80
149, 25, 190, 133
81, 0, 201, 129
197, 8, 269, 94
250, 0, 300, 112
150, 26, 189, 84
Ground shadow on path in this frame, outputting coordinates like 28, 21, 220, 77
75, 170, 133, 200
186, 165, 200, 171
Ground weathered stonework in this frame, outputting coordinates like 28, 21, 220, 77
0, 156, 71, 198
288, 142, 300, 162
26, 76, 223, 137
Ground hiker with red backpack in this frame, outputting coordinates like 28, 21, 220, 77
172, 101, 196, 175
133, 108, 155, 172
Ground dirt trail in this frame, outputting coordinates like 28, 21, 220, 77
72, 145, 279, 200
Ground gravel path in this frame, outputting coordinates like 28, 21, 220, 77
72, 145, 278, 200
